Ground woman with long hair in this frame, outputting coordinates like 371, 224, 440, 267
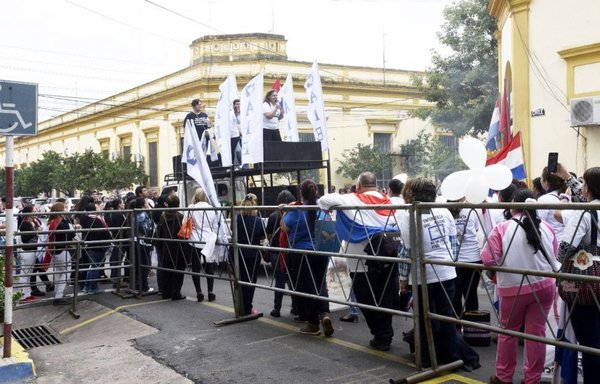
282, 179, 333, 337
262, 89, 284, 141
188, 187, 218, 302
482, 189, 558, 384
46, 202, 76, 305
17, 204, 41, 302
232, 193, 265, 315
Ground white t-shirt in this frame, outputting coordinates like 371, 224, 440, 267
230, 111, 241, 138
454, 209, 480, 262
538, 191, 565, 239
262, 102, 280, 130
399, 207, 457, 285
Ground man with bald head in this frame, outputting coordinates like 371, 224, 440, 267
319, 171, 398, 351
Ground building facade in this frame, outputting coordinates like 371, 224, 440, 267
488, 0, 600, 179
1, 33, 436, 191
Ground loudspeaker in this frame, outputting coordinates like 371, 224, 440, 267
172, 155, 187, 174
263, 141, 322, 169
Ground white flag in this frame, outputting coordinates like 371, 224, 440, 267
304, 61, 328, 152
279, 73, 298, 142
181, 120, 228, 261
215, 73, 239, 167
241, 72, 264, 164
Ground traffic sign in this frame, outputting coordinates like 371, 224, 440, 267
0, 80, 38, 136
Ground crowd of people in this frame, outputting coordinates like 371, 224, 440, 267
2, 157, 600, 383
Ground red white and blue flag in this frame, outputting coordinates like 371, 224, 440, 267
486, 99, 500, 151
334, 192, 396, 243
486, 131, 526, 180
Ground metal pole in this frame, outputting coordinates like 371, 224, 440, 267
129, 210, 137, 296
3, 136, 14, 358
408, 203, 421, 369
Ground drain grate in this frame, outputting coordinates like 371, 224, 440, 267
12, 325, 62, 350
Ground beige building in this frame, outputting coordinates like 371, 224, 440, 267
1, 33, 436, 191
488, 0, 600, 179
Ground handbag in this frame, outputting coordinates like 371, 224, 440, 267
558, 210, 600, 305
177, 212, 193, 240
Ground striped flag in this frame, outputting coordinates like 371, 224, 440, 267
485, 132, 525, 180
486, 99, 500, 151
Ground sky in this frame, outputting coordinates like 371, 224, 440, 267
2, 0, 455, 121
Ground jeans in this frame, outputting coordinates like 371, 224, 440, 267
84, 249, 106, 292
570, 304, 600, 384
294, 252, 329, 325
270, 253, 287, 311
135, 243, 151, 292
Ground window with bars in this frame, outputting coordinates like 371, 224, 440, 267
373, 133, 392, 188
148, 141, 158, 187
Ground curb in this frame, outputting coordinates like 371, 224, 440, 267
0, 336, 36, 382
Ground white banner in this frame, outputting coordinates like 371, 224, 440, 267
304, 61, 328, 152
241, 72, 264, 164
181, 120, 228, 261
214, 73, 239, 167
279, 73, 298, 142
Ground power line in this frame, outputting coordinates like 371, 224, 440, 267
65, 0, 188, 46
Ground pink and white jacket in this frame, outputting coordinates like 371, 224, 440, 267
481, 214, 559, 297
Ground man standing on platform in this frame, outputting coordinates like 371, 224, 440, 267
183, 99, 211, 150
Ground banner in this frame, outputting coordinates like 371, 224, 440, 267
304, 61, 328, 152
241, 72, 264, 164
181, 120, 228, 261
214, 73, 238, 167
279, 73, 298, 142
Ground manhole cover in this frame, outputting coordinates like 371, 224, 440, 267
12, 325, 62, 350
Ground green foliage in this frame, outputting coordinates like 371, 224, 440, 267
10, 150, 147, 197
399, 129, 465, 182
336, 143, 393, 181
411, 0, 498, 137
399, 130, 433, 177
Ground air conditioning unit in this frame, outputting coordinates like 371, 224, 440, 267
570, 96, 600, 126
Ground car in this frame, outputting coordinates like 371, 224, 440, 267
66, 197, 81, 212
40, 198, 60, 213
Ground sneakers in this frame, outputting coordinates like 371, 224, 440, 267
339, 313, 359, 323
321, 316, 334, 337
53, 297, 70, 305
19, 296, 37, 303
299, 323, 321, 335
369, 338, 391, 351
270, 309, 281, 318
31, 289, 46, 297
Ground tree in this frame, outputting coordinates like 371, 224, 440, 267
399, 130, 432, 177
411, 0, 498, 137
399, 129, 465, 181
9, 150, 147, 197
336, 143, 393, 182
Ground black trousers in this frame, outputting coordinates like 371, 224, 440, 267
452, 262, 481, 317
263, 129, 281, 141
351, 271, 396, 344
294, 252, 329, 325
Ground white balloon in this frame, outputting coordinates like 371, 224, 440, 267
484, 164, 513, 191
441, 170, 471, 200
393, 173, 408, 183
459, 137, 487, 170
465, 170, 489, 203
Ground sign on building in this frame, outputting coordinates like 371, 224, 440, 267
0, 80, 38, 136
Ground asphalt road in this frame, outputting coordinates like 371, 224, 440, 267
12, 268, 519, 384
